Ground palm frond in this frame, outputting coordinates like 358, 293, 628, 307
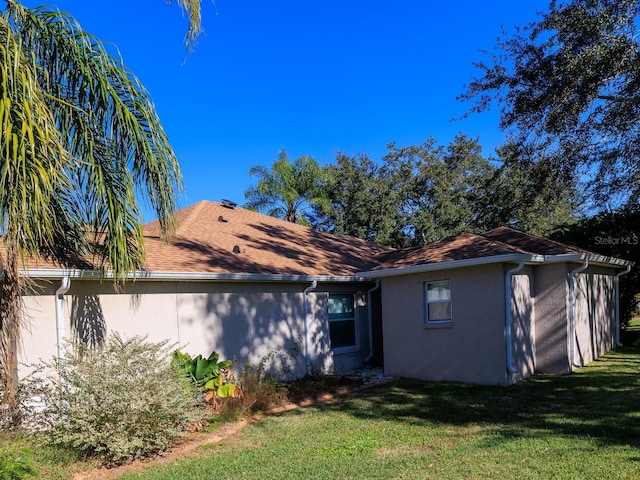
5, 3, 184, 278
0, 14, 71, 263
243, 150, 327, 224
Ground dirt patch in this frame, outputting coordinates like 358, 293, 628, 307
284, 374, 363, 404
70, 375, 394, 480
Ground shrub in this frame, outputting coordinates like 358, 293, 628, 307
255, 342, 301, 382
217, 365, 287, 421
217, 344, 299, 420
19, 333, 205, 466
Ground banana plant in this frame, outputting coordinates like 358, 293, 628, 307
172, 349, 240, 406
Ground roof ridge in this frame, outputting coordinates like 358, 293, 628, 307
374, 231, 513, 262
487, 226, 583, 254
478, 231, 534, 255
173, 200, 210, 236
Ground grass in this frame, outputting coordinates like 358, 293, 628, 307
626, 316, 640, 332
3, 348, 640, 479
116, 348, 640, 480
0, 432, 91, 480
620, 316, 640, 346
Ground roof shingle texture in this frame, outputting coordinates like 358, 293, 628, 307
17, 202, 603, 276
142, 201, 392, 276
370, 226, 591, 271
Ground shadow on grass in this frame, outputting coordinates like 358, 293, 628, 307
305, 348, 640, 449
621, 319, 640, 345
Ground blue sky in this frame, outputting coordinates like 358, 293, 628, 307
21, 0, 548, 220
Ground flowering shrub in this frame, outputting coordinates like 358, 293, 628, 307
20, 333, 204, 466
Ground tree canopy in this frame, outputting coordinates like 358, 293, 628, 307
474, 141, 581, 235
312, 135, 578, 248
552, 206, 640, 327
461, 0, 640, 208
312, 152, 398, 245
381, 135, 494, 246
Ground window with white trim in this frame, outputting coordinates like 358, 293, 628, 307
328, 293, 357, 349
424, 280, 451, 324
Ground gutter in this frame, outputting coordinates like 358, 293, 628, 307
359, 253, 539, 279
358, 252, 631, 280
363, 279, 380, 364
615, 264, 632, 347
55, 275, 71, 366
22, 269, 369, 284
544, 252, 629, 267
569, 258, 589, 369
505, 261, 526, 375
303, 281, 318, 376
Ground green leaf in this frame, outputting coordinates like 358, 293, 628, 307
217, 360, 232, 370
216, 383, 237, 398
203, 374, 223, 391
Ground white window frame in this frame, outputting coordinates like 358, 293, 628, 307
424, 280, 452, 325
328, 293, 359, 352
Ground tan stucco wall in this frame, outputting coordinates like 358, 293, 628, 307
21, 283, 58, 373
533, 263, 617, 374
510, 267, 535, 382
574, 267, 616, 366
380, 264, 507, 386
533, 263, 570, 374
379, 261, 620, 386
18, 279, 374, 379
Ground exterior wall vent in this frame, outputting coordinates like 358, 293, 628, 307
218, 215, 229, 223
233, 245, 246, 254
221, 199, 237, 209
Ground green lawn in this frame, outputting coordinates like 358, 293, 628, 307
626, 316, 640, 332
118, 348, 640, 480
621, 317, 640, 346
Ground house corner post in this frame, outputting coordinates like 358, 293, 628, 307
505, 261, 525, 376
568, 258, 589, 369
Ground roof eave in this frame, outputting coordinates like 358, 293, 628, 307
359, 253, 539, 278
544, 253, 634, 267
19, 269, 373, 283
359, 252, 634, 279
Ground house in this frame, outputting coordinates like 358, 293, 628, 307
18, 200, 389, 379
15, 201, 633, 385
359, 227, 633, 385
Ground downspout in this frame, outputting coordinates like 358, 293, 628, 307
569, 258, 589, 369
363, 279, 380, 364
303, 280, 318, 376
55, 275, 71, 365
615, 264, 632, 347
505, 261, 525, 375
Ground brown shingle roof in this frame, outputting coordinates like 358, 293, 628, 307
142, 200, 393, 276
483, 226, 583, 256
18, 207, 622, 277
369, 226, 606, 272
372, 231, 527, 271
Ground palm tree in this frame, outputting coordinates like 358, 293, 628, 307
174, 0, 203, 50
244, 150, 328, 225
0, 2, 183, 417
